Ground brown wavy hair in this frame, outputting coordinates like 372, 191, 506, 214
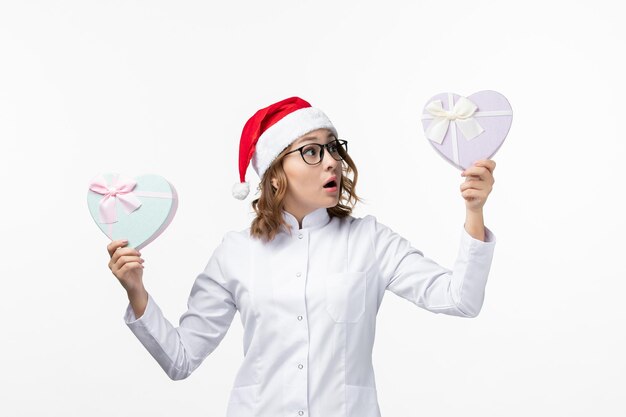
250, 141, 363, 243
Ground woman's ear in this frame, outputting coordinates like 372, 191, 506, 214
271, 177, 278, 189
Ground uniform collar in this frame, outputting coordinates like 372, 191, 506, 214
282, 207, 331, 231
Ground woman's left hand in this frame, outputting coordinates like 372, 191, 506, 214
460, 159, 496, 212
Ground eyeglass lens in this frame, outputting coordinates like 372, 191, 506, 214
301, 140, 348, 165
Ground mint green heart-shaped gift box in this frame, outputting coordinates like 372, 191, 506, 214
87, 173, 178, 250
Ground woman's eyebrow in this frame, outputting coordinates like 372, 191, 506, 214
296, 133, 336, 145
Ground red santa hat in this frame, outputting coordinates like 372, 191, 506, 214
232, 96, 338, 200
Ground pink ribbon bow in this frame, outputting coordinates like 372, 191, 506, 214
88, 174, 142, 224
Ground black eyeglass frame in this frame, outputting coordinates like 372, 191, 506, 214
281, 139, 349, 166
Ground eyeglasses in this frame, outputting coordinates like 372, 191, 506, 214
282, 139, 349, 166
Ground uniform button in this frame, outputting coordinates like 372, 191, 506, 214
298, 412, 304, 416
296, 272, 301, 277
298, 233, 303, 239
298, 364, 303, 369
297, 315, 303, 320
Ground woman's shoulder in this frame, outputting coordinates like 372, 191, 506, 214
345, 213, 381, 230
222, 227, 252, 246
204, 228, 252, 267
328, 213, 388, 241
345, 214, 404, 243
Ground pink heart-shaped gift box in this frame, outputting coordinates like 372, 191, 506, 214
421, 90, 513, 170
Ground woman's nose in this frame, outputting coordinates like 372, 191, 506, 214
322, 149, 338, 168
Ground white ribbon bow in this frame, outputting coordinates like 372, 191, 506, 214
424, 96, 485, 144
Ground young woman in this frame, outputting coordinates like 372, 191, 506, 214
107, 96, 496, 417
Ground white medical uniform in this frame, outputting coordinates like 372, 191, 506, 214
124, 207, 496, 417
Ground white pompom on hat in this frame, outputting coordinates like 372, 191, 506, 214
232, 96, 338, 200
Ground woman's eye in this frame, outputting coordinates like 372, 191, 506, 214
303, 147, 317, 156
329, 144, 338, 153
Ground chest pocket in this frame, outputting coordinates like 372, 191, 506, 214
324, 271, 366, 323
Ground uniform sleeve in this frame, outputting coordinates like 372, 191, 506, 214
371, 216, 496, 318
123, 238, 237, 380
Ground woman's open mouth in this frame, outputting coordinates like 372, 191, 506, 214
323, 179, 338, 193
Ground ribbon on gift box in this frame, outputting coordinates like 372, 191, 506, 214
421, 93, 513, 166
89, 174, 141, 224
88, 173, 174, 237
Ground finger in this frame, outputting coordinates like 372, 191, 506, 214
107, 239, 128, 257
116, 254, 143, 268
462, 166, 488, 180
111, 247, 141, 263
112, 255, 144, 271
472, 159, 496, 174
462, 188, 484, 201
463, 164, 495, 182
119, 261, 144, 275
463, 174, 482, 182
461, 183, 489, 195
460, 181, 485, 192
462, 161, 492, 177
109, 248, 141, 269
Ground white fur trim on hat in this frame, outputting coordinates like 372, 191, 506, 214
232, 181, 250, 200
251, 107, 338, 181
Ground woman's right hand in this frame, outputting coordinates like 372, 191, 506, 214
107, 239, 145, 294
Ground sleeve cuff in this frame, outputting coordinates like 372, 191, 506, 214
462, 224, 496, 246
123, 292, 156, 326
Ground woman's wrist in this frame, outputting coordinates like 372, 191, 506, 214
127, 286, 149, 319
127, 284, 147, 300
464, 208, 485, 241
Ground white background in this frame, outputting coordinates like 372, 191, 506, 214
1, 0, 624, 416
